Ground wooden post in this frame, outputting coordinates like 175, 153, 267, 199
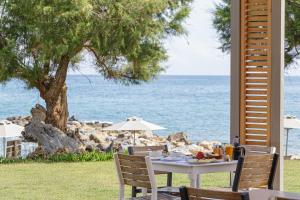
271, 0, 285, 191
230, 0, 241, 143
230, 0, 285, 190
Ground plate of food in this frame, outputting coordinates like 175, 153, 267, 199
187, 158, 223, 164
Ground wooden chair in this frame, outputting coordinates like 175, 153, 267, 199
114, 153, 179, 200
276, 197, 300, 200
128, 145, 174, 197
232, 153, 279, 192
179, 187, 250, 200
229, 145, 276, 186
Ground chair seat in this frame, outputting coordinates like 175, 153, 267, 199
157, 187, 180, 196
154, 170, 169, 175
129, 193, 180, 200
209, 187, 232, 192
135, 187, 180, 195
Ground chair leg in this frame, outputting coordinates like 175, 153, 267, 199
230, 172, 232, 187
167, 173, 173, 187
119, 185, 125, 200
151, 188, 158, 200
142, 188, 147, 196
132, 186, 137, 197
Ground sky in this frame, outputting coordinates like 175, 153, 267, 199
164, 0, 230, 75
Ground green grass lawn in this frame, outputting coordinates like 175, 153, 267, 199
0, 160, 299, 200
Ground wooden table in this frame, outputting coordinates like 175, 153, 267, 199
250, 189, 300, 200
151, 158, 237, 188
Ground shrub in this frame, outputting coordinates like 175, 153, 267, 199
0, 157, 27, 164
0, 151, 113, 164
46, 151, 114, 162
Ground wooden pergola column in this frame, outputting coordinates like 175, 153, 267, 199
230, 0, 285, 190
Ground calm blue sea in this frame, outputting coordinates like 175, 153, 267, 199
1, 75, 300, 154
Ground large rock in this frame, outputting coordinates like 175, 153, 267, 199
7, 115, 31, 126
23, 121, 84, 155
99, 140, 114, 152
69, 115, 79, 122
167, 132, 190, 145
31, 104, 46, 122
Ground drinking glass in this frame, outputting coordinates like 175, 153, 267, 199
225, 145, 233, 159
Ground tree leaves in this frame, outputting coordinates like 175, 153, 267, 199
212, 0, 300, 67
0, 0, 193, 87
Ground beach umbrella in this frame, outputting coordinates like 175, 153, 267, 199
103, 116, 166, 145
0, 120, 24, 137
284, 115, 300, 156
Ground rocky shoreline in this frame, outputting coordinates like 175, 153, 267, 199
6, 114, 300, 160
6, 106, 222, 157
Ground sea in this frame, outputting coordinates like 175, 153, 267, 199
1, 75, 300, 154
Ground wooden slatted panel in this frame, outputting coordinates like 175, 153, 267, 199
239, 154, 273, 190
240, 0, 272, 146
117, 154, 152, 189
185, 188, 246, 200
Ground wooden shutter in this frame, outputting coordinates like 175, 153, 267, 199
240, 0, 272, 146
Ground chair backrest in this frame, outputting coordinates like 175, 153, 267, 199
242, 145, 276, 155
114, 153, 156, 189
180, 187, 249, 200
232, 153, 279, 192
128, 145, 168, 156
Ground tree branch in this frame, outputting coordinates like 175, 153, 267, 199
86, 46, 134, 81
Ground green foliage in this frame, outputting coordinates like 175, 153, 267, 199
212, 0, 231, 53
0, 0, 193, 130
0, 151, 113, 164
0, 0, 193, 86
0, 157, 27, 164
45, 151, 113, 162
212, 0, 300, 67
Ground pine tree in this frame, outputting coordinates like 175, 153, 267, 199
0, 0, 192, 131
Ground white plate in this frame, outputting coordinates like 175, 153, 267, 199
160, 157, 183, 162
187, 159, 223, 164
186, 159, 199, 164
150, 157, 162, 161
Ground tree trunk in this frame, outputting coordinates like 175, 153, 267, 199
44, 84, 69, 132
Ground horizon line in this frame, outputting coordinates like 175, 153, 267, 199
68, 74, 300, 77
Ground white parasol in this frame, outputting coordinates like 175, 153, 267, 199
0, 120, 24, 137
284, 115, 300, 156
103, 116, 166, 145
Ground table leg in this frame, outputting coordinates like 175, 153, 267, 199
230, 171, 235, 187
196, 174, 201, 188
188, 174, 198, 188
